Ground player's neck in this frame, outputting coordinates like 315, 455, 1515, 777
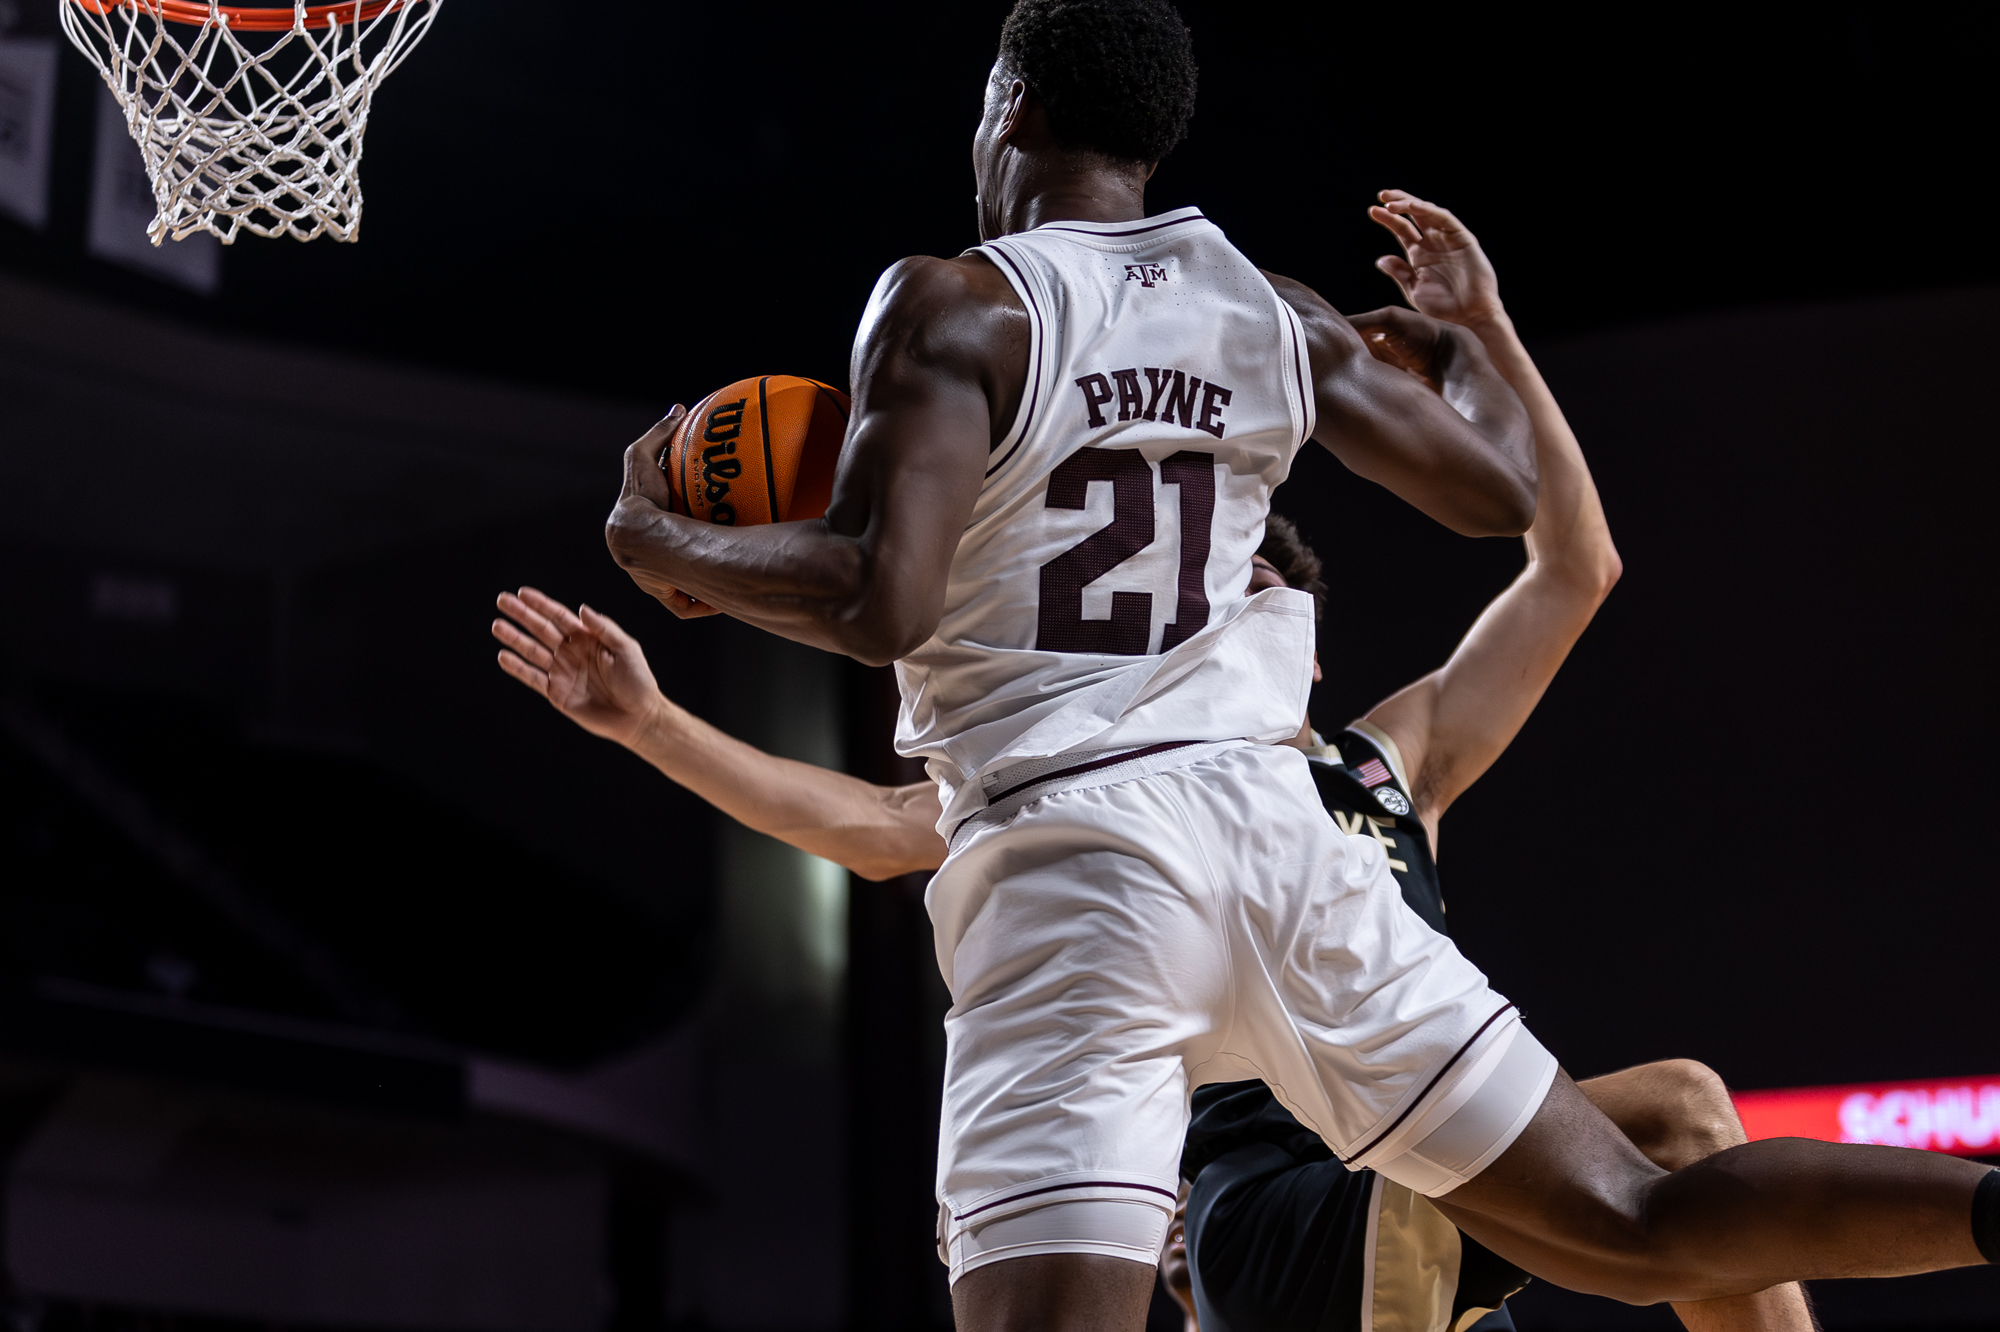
1011, 175, 1147, 233
988, 158, 1149, 239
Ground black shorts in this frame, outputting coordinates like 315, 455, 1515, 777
1185, 1140, 1529, 1332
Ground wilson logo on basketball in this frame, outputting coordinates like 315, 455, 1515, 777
699, 398, 747, 525
664, 375, 849, 531
1124, 263, 1169, 287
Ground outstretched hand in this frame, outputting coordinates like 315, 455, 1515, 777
1369, 189, 1504, 328
493, 587, 663, 746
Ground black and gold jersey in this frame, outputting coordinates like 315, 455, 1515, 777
1303, 725, 1442, 932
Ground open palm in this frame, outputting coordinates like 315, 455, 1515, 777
1368, 189, 1504, 327
492, 587, 660, 746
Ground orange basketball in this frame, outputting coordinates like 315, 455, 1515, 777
664, 375, 849, 526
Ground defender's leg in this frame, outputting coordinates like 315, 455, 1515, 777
1579, 1060, 1743, 1172
1579, 1061, 1816, 1330
1433, 1070, 1989, 1305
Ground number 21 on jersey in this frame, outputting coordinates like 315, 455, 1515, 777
1036, 447, 1216, 657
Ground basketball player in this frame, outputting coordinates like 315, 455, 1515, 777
491, 234, 1804, 1327
491, 533, 1798, 1332
490, 515, 1799, 1332
1151, 194, 1813, 1332
594, 2, 1997, 1325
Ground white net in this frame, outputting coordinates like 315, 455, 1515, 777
60, 0, 440, 245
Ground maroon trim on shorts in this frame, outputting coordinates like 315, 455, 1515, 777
954, 1178, 1179, 1223
1339, 1002, 1520, 1166
983, 741, 1200, 806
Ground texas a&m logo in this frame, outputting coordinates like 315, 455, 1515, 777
1124, 262, 1169, 287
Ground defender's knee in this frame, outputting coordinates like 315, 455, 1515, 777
1638, 1059, 1745, 1171
1583, 1058, 1747, 1174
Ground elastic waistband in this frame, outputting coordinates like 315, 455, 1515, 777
952, 738, 1242, 850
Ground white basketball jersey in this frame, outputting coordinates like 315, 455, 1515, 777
894, 207, 1320, 829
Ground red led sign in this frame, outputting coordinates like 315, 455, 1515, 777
1733, 1075, 2000, 1158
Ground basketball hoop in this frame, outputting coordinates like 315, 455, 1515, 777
60, 0, 441, 245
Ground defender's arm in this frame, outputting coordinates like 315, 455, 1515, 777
1351, 194, 1620, 847
1361, 315, 1618, 845
1264, 270, 1537, 537
628, 707, 946, 881
492, 588, 948, 879
605, 256, 1026, 666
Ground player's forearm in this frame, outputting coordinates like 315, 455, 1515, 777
1463, 312, 1621, 596
605, 505, 922, 664
1320, 349, 1538, 538
625, 694, 946, 879
1428, 329, 1539, 530
1281, 274, 1536, 536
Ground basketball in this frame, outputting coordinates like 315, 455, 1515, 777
662, 376, 850, 526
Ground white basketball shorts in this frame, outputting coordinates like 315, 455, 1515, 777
928, 740, 1556, 1284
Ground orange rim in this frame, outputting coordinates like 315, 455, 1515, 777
68, 0, 407, 31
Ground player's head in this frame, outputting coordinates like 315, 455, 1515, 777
973, 0, 1199, 240
1252, 513, 1326, 690
1251, 513, 1328, 619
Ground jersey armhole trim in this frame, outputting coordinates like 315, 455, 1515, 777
1347, 718, 1411, 792
1279, 299, 1316, 450
974, 241, 1048, 482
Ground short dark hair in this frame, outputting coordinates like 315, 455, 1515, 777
997, 0, 1198, 165
1259, 513, 1327, 620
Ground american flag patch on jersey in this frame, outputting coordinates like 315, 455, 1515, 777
1353, 758, 1394, 788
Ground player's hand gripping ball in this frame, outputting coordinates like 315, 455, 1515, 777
661, 375, 850, 526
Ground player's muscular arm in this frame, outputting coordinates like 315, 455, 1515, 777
1263, 270, 1537, 537
492, 588, 948, 878
1352, 193, 1621, 844
605, 255, 1026, 666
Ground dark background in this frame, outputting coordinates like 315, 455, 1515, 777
10, 3, 1997, 394
2, 1, 1996, 1329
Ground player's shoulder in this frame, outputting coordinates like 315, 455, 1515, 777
1260, 268, 1363, 359
1339, 721, 1413, 787
868, 253, 1024, 322
1304, 726, 1417, 820
859, 254, 1028, 375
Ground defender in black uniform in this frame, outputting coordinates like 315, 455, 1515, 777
493, 194, 1824, 1331
1150, 186, 1818, 1332
1155, 533, 1798, 1332
1172, 708, 1531, 1332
